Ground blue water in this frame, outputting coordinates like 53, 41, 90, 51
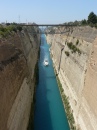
34, 34, 70, 130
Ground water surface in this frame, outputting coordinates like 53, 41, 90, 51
34, 34, 70, 130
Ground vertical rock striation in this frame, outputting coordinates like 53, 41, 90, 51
46, 26, 97, 130
0, 26, 40, 130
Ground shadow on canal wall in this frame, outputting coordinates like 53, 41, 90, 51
27, 61, 39, 130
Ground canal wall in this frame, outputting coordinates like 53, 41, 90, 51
46, 26, 97, 130
0, 26, 40, 130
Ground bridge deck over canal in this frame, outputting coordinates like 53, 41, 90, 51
19, 24, 78, 34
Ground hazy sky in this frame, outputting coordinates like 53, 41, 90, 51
0, 0, 97, 24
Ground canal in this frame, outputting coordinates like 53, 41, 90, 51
34, 34, 70, 130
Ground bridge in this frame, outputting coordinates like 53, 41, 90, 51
19, 24, 78, 34
19, 24, 78, 26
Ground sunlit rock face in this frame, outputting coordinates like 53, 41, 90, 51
0, 26, 40, 130
46, 26, 97, 130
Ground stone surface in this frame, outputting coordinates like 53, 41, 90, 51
47, 26, 97, 130
0, 27, 40, 130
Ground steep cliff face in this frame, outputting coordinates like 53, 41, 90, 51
0, 26, 40, 130
47, 26, 97, 130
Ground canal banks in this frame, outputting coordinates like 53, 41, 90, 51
0, 26, 40, 130
46, 27, 97, 130
27, 58, 40, 130
55, 71, 76, 130
49, 47, 76, 130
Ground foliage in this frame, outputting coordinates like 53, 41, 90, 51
95, 23, 97, 28
17, 26, 22, 31
65, 51, 70, 56
76, 39, 79, 45
73, 20, 80, 25
63, 12, 97, 28
81, 19, 87, 25
64, 21, 81, 26
67, 42, 81, 55
88, 12, 97, 24
0, 25, 22, 38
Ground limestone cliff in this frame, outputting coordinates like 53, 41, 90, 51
46, 26, 97, 130
0, 26, 40, 130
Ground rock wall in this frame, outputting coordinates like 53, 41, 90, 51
46, 26, 97, 130
0, 26, 40, 130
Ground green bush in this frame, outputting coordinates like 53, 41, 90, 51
67, 42, 72, 49
76, 39, 79, 45
0, 27, 7, 32
67, 42, 81, 55
17, 26, 22, 31
65, 51, 70, 56
0, 25, 22, 38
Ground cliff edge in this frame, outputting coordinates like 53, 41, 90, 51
47, 26, 97, 130
0, 26, 40, 130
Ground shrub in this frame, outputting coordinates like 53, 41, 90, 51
67, 42, 81, 55
17, 26, 22, 31
0, 25, 22, 38
67, 42, 72, 49
65, 51, 69, 56
0, 27, 7, 32
77, 49, 81, 55
76, 39, 79, 45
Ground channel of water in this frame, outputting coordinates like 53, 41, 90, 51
34, 34, 70, 130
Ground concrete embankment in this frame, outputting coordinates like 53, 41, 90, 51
0, 26, 40, 130
46, 26, 97, 130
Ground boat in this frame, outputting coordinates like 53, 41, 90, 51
44, 59, 49, 66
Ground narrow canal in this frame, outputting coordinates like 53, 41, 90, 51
34, 34, 70, 130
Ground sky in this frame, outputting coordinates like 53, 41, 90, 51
0, 0, 97, 24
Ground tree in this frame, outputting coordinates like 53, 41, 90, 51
73, 20, 80, 25
88, 12, 97, 24
81, 19, 87, 25
17, 26, 22, 31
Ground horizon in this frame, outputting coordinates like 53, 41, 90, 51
0, 0, 97, 24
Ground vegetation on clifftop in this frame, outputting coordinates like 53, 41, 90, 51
0, 24, 22, 38
81, 12, 97, 28
64, 12, 97, 28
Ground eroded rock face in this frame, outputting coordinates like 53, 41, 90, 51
46, 26, 97, 130
0, 26, 40, 130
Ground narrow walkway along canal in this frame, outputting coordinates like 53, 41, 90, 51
34, 34, 70, 130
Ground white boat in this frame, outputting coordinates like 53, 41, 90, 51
44, 59, 49, 66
